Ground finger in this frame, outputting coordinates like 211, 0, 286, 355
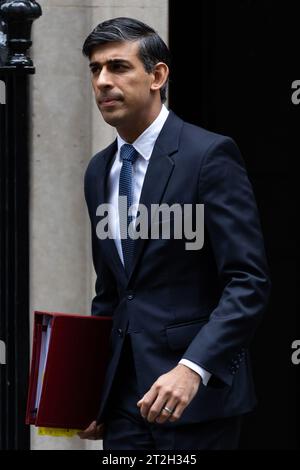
168, 400, 187, 423
78, 421, 104, 440
78, 420, 97, 438
146, 391, 173, 423
155, 398, 178, 424
138, 388, 158, 419
78, 426, 104, 440
78, 430, 97, 439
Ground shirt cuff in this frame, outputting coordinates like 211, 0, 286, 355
179, 359, 212, 386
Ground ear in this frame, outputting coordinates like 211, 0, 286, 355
150, 62, 169, 93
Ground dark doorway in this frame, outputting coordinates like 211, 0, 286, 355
169, 0, 299, 450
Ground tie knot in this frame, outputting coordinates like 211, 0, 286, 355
120, 144, 139, 164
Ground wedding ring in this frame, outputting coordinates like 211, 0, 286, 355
163, 406, 174, 414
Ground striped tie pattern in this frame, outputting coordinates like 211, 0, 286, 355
119, 144, 139, 274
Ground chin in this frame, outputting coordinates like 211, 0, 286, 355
102, 115, 122, 128
100, 110, 128, 128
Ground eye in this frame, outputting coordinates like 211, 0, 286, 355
90, 66, 99, 75
111, 62, 127, 72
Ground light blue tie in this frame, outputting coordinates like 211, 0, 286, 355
119, 144, 139, 274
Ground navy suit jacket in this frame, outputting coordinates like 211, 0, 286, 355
84, 110, 271, 425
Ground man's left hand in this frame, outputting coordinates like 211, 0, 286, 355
137, 364, 201, 424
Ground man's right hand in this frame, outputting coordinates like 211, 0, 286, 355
78, 420, 104, 440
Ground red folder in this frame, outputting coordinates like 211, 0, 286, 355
26, 311, 112, 430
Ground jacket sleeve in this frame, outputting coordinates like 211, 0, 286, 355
182, 137, 271, 387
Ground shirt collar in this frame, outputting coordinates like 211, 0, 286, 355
117, 104, 169, 161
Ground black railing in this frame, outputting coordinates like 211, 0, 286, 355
0, 0, 41, 450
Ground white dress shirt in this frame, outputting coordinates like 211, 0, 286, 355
107, 104, 211, 386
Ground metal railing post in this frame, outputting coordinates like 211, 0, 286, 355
0, 0, 41, 450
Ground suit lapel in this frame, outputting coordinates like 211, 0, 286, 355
94, 140, 128, 282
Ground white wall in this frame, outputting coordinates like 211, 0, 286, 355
30, 0, 168, 451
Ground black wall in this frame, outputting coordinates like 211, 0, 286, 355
169, 0, 299, 450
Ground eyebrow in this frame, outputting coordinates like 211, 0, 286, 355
89, 58, 132, 69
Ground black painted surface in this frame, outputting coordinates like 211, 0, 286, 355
169, 0, 299, 450
0, 0, 41, 450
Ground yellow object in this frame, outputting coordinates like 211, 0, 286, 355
37, 427, 80, 437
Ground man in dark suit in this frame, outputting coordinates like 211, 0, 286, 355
78, 17, 271, 450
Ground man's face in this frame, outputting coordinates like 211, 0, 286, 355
89, 40, 156, 132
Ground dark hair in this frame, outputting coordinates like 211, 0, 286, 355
82, 17, 170, 103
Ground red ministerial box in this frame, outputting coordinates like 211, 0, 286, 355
26, 311, 112, 430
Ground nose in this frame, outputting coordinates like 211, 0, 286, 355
96, 66, 113, 89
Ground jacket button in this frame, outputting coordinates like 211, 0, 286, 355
117, 328, 123, 337
127, 294, 134, 300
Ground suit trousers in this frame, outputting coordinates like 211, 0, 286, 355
102, 334, 242, 450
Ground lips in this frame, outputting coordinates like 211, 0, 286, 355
99, 97, 122, 106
